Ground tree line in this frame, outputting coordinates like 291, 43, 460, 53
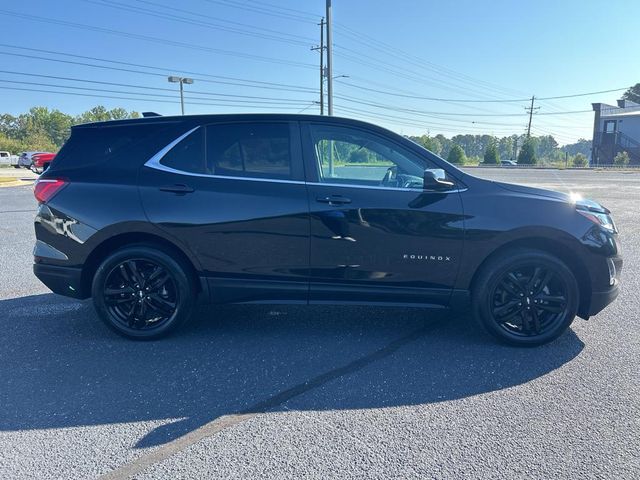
0, 106, 140, 154
0, 105, 592, 167
408, 133, 592, 167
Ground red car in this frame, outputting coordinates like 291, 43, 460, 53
31, 152, 56, 174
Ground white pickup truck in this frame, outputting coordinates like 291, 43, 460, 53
0, 151, 20, 167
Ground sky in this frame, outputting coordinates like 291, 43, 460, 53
1, 0, 638, 145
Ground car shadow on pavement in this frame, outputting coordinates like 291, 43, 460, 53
0, 293, 584, 449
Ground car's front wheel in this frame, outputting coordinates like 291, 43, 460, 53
472, 248, 579, 346
92, 245, 196, 339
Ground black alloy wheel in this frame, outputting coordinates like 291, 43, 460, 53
490, 264, 569, 337
104, 259, 178, 331
92, 245, 196, 339
473, 248, 579, 346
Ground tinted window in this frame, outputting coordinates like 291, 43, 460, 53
160, 128, 205, 174
206, 123, 291, 179
310, 124, 445, 189
54, 123, 180, 170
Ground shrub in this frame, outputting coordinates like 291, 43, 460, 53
517, 138, 537, 165
447, 144, 466, 165
614, 151, 630, 167
483, 142, 500, 165
572, 153, 588, 167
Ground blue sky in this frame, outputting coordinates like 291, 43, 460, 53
1, 0, 638, 144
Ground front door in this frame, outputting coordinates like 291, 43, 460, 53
139, 121, 310, 303
301, 122, 465, 307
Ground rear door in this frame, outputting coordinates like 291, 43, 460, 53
139, 120, 310, 303
301, 121, 465, 307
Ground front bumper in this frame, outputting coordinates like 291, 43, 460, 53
33, 263, 88, 299
587, 285, 620, 317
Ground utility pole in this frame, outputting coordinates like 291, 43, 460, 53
310, 18, 325, 115
326, 0, 333, 116
525, 96, 539, 138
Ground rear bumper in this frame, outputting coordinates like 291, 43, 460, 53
33, 263, 88, 299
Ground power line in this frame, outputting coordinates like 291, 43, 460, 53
0, 9, 316, 69
200, 0, 317, 23
82, 0, 315, 47
335, 79, 628, 104
0, 80, 306, 111
0, 45, 316, 93
0, 78, 313, 106
333, 94, 591, 117
0, 71, 315, 103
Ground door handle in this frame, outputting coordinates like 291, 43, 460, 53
159, 184, 195, 194
316, 195, 352, 206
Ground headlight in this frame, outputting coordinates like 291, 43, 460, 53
576, 209, 616, 232
574, 197, 616, 233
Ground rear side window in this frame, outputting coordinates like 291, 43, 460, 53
53, 123, 182, 170
206, 123, 291, 179
159, 128, 205, 174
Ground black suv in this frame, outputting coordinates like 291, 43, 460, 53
33, 114, 621, 345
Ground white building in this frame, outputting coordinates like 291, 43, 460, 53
591, 99, 640, 165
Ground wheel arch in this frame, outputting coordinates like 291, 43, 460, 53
469, 236, 592, 319
80, 231, 203, 299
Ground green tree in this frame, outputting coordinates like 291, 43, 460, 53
483, 141, 500, 164
0, 132, 22, 154
409, 134, 442, 155
75, 106, 140, 125
572, 153, 588, 167
622, 83, 640, 104
614, 151, 630, 166
447, 144, 466, 165
518, 138, 537, 165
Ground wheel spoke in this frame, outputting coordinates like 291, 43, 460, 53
148, 272, 169, 291
105, 286, 134, 297
493, 300, 520, 318
531, 307, 541, 334
500, 274, 524, 297
526, 267, 543, 292
146, 266, 164, 285
126, 260, 144, 287
147, 294, 176, 315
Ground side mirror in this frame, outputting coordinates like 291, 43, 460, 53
423, 169, 455, 192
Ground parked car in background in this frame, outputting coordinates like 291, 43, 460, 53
0, 151, 19, 167
18, 151, 46, 169
32, 114, 621, 345
31, 152, 56, 174
501, 160, 518, 167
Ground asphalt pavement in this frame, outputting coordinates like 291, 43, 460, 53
0, 168, 638, 479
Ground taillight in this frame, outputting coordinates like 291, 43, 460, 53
34, 178, 67, 203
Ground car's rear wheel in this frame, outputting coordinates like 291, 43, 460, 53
472, 248, 579, 346
92, 246, 196, 339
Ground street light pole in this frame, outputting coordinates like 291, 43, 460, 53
168, 76, 194, 115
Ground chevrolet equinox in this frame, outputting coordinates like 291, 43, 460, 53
33, 114, 622, 345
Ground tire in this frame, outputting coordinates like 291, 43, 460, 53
472, 248, 579, 346
13, 164, 20, 169
91, 245, 197, 339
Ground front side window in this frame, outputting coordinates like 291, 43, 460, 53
206, 123, 291, 179
309, 124, 444, 189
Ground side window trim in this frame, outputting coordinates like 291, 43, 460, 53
145, 123, 305, 184
144, 126, 201, 175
